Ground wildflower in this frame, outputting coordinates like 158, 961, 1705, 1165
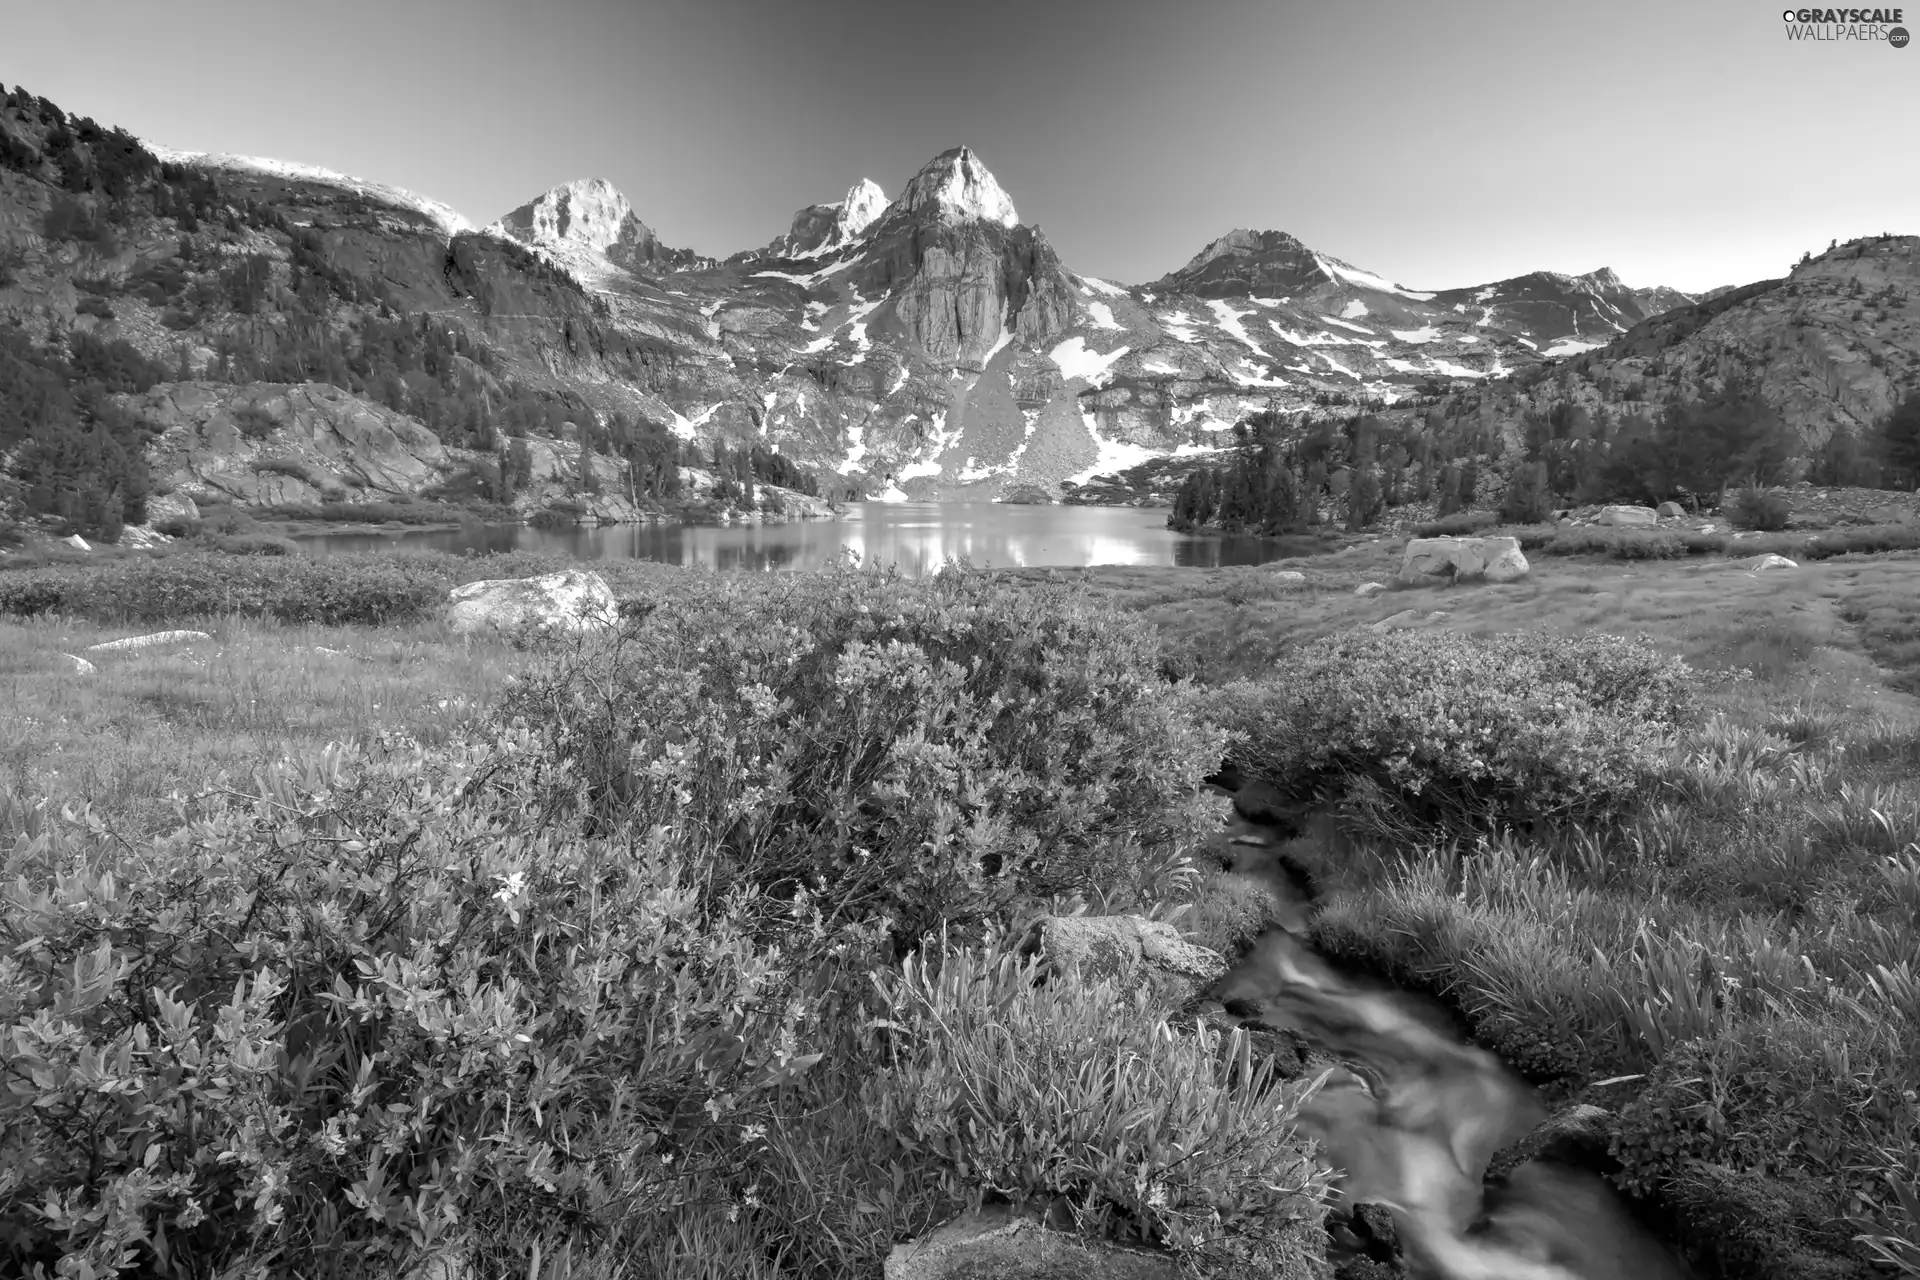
492, 872, 527, 903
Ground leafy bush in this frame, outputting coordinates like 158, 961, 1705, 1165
230, 403, 277, 441
1210, 629, 1698, 839
1731, 487, 1792, 532
506, 564, 1225, 950
209, 532, 301, 556
0, 730, 898, 1279
1412, 511, 1498, 538
865, 941, 1330, 1272
527, 508, 577, 530
0, 551, 453, 624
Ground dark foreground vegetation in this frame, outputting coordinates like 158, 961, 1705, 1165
1, 542, 1917, 1279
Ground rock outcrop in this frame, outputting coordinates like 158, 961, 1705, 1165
883, 1205, 1179, 1280
131, 382, 463, 507
446, 570, 618, 638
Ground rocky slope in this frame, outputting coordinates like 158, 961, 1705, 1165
1466, 235, 1920, 455
4, 83, 1911, 520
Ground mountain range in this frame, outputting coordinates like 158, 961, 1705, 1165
2, 82, 1915, 521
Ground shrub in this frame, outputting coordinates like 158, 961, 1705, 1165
505, 564, 1226, 951
210, 532, 301, 556
0, 730, 899, 1279
1805, 523, 1920, 559
230, 403, 277, 441
1210, 629, 1698, 839
1412, 510, 1498, 538
1547, 527, 1689, 559
1731, 487, 1792, 532
0, 551, 453, 624
865, 941, 1329, 1273
527, 508, 577, 530
1501, 461, 1553, 524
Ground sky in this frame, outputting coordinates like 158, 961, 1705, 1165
6, 0, 1916, 294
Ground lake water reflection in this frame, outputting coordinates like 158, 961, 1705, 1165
293, 502, 1311, 576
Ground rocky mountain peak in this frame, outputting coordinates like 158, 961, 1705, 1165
888, 146, 1019, 228
486, 177, 661, 271
1154, 228, 1336, 298
839, 177, 888, 236
773, 177, 889, 258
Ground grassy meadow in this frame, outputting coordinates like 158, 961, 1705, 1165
2, 540, 1918, 1279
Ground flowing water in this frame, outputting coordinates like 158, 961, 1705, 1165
1201, 799, 1694, 1280
290, 501, 1313, 576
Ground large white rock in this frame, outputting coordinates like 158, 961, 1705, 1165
146, 493, 201, 525
1397, 536, 1530, 585
1655, 501, 1685, 518
88, 629, 212, 652
1733, 553, 1798, 571
446, 570, 618, 637
1353, 581, 1387, 597
1596, 505, 1658, 527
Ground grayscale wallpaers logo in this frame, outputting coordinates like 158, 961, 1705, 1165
1781, 7, 1909, 42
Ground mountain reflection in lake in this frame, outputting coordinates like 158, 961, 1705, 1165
292, 502, 1315, 576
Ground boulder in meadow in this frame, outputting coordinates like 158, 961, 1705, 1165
1396, 536, 1529, 586
446, 570, 618, 637
1596, 505, 1658, 528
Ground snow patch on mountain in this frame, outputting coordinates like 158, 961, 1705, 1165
838, 423, 869, 474
899, 411, 958, 481
1206, 300, 1264, 353
1340, 299, 1370, 320
1390, 326, 1442, 343
1159, 312, 1199, 343
1078, 276, 1126, 297
1085, 301, 1123, 331
1050, 337, 1130, 387
1069, 411, 1159, 484
146, 147, 476, 236
1321, 314, 1377, 336
669, 403, 722, 440
1542, 337, 1608, 358
1311, 252, 1435, 301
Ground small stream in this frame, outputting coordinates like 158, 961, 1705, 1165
1198, 797, 1694, 1280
